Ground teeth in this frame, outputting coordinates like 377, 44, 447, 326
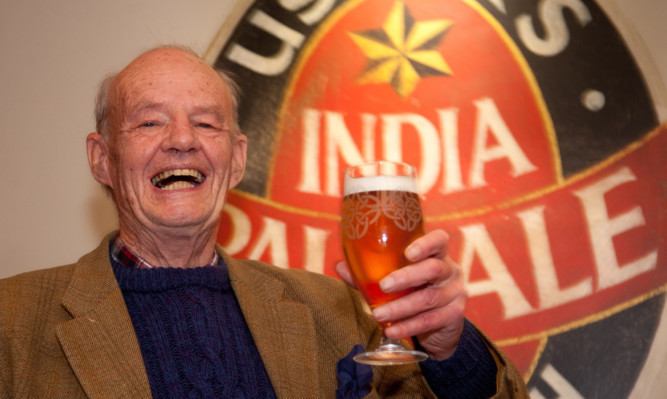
151, 169, 203, 184
151, 168, 205, 190
161, 181, 195, 191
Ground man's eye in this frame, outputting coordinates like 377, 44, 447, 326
141, 121, 158, 128
196, 123, 215, 129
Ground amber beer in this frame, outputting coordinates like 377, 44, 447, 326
341, 172, 425, 316
341, 161, 429, 365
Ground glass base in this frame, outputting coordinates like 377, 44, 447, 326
353, 342, 429, 366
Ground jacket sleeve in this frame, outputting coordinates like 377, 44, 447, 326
417, 320, 529, 398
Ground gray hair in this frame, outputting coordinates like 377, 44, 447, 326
94, 45, 242, 141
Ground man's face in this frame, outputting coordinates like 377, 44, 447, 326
90, 49, 247, 238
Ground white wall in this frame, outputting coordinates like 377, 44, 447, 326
0, 0, 237, 277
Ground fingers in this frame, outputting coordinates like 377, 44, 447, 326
336, 228, 465, 360
386, 302, 466, 353
404, 229, 449, 262
335, 261, 356, 287
377, 272, 466, 361
377, 229, 452, 292
377, 275, 467, 340
373, 233, 467, 359
379, 256, 456, 293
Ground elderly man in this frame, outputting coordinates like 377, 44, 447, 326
0, 47, 527, 398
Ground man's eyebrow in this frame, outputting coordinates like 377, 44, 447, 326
189, 106, 229, 126
124, 101, 165, 117
189, 105, 225, 118
121, 102, 228, 125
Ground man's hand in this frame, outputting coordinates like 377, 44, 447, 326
336, 229, 466, 361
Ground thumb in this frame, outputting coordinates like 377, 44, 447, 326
335, 261, 356, 288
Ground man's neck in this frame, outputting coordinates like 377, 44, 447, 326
117, 228, 218, 268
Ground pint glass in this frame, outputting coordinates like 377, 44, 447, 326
341, 161, 428, 365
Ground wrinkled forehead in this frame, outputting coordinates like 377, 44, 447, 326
111, 49, 231, 114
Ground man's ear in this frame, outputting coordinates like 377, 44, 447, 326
229, 133, 248, 188
86, 132, 112, 187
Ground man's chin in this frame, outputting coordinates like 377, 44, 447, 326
147, 211, 219, 233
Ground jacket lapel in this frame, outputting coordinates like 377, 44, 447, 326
226, 254, 322, 399
55, 237, 152, 399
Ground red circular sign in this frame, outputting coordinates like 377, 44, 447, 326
213, 0, 665, 393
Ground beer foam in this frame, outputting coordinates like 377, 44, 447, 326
344, 175, 419, 195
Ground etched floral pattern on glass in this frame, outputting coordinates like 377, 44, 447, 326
342, 190, 423, 240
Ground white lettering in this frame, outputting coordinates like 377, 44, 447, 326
382, 114, 441, 193
574, 167, 657, 290
303, 226, 330, 274
299, 109, 376, 196
279, 0, 336, 25
517, 206, 592, 309
516, 0, 592, 56
530, 364, 584, 398
469, 97, 537, 188
459, 223, 534, 319
226, 10, 305, 75
220, 203, 252, 254
488, 0, 507, 14
438, 108, 465, 193
324, 111, 368, 196
297, 108, 323, 194
248, 217, 290, 268
298, 99, 537, 198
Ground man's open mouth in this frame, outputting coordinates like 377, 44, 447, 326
151, 169, 206, 191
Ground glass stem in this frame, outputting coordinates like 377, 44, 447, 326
378, 338, 404, 351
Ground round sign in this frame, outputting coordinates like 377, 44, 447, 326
209, 0, 666, 395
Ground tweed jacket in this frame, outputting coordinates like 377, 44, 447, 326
0, 235, 527, 398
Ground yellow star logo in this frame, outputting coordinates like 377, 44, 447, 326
348, 1, 454, 98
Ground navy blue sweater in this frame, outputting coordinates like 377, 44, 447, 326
112, 262, 276, 399
111, 256, 496, 398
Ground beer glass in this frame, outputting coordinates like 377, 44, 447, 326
341, 161, 428, 365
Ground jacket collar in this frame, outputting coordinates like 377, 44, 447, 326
223, 250, 323, 398
55, 234, 323, 398
55, 233, 152, 398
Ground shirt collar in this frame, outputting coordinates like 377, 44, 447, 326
110, 234, 219, 269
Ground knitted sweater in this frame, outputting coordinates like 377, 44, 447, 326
112, 262, 277, 399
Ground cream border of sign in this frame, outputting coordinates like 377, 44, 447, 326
597, 0, 667, 123
203, 0, 254, 65
595, 2, 667, 397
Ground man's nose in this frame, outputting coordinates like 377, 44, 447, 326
163, 119, 200, 152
